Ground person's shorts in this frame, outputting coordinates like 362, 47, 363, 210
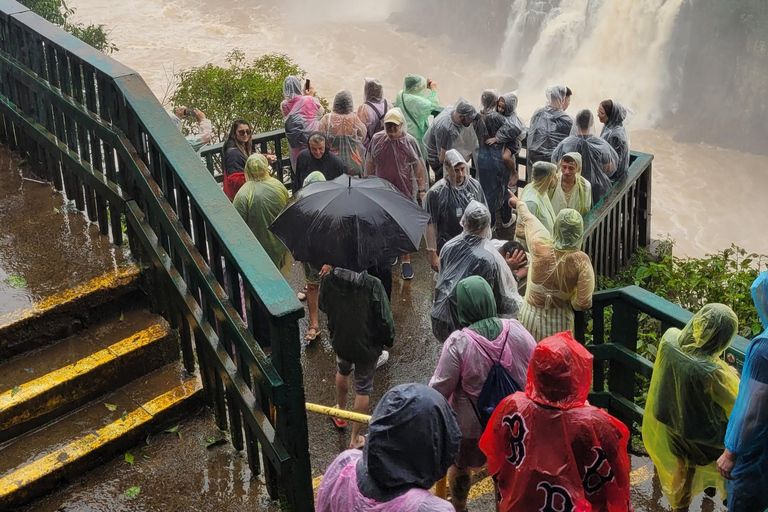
303, 262, 322, 286
336, 356, 376, 396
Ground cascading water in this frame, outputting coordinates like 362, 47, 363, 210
497, 0, 686, 126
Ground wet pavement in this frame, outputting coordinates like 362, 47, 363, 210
0, 148, 127, 317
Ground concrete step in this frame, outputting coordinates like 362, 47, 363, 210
0, 362, 202, 509
0, 309, 179, 443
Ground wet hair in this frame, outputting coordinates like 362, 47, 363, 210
562, 154, 578, 165
501, 240, 525, 257
308, 133, 326, 146
600, 99, 614, 118
575, 110, 593, 131
565, 87, 573, 97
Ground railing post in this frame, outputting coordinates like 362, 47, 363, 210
638, 162, 652, 248
608, 301, 639, 426
269, 317, 313, 511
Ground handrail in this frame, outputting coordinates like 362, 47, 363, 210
0, 3, 312, 509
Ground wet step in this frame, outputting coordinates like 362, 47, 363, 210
0, 310, 178, 442
0, 362, 202, 509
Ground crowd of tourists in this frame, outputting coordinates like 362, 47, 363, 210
174, 75, 766, 512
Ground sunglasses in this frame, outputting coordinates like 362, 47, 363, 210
237, 129, 252, 136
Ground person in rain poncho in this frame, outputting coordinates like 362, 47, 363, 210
551, 152, 592, 218
598, 99, 631, 181
295, 132, 346, 189
642, 303, 741, 511
473, 90, 512, 228
233, 154, 290, 275
169, 107, 212, 152
319, 267, 395, 449
281, 75, 324, 170
431, 201, 524, 342
316, 383, 460, 512
719, 272, 768, 512
221, 120, 278, 200
424, 150, 487, 271
318, 90, 367, 176
394, 74, 440, 165
365, 107, 426, 281
430, 276, 536, 512
480, 331, 632, 512
515, 161, 557, 250
552, 109, 618, 205
509, 194, 595, 342
527, 85, 573, 166
357, 78, 390, 150
423, 99, 479, 182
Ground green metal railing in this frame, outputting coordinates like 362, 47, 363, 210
0, 2, 312, 509
575, 286, 749, 428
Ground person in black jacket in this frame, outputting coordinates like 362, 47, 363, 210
221, 120, 277, 200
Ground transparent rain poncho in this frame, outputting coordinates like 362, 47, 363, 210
474, 89, 508, 214
281, 75, 324, 168
318, 89, 367, 176
495, 92, 527, 156
394, 74, 440, 159
423, 100, 479, 172
517, 203, 595, 341
515, 162, 557, 247
551, 152, 593, 217
424, 150, 487, 254
642, 304, 741, 509
724, 272, 768, 512
599, 100, 631, 181
316, 383, 459, 512
527, 86, 574, 164
365, 108, 423, 199
357, 78, 389, 149
430, 201, 523, 342
552, 109, 619, 205
233, 154, 290, 275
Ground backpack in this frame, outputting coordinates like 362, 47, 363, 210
470, 338, 522, 428
363, 100, 388, 146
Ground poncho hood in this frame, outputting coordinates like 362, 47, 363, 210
526, 331, 593, 409
679, 303, 738, 358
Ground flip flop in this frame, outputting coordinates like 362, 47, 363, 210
331, 415, 348, 429
304, 325, 321, 342
297, 287, 307, 301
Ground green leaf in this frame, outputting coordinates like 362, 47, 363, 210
119, 311, 125, 322
165, 425, 179, 433
11, 386, 20, 397
753, 323, 763, 336
125, 486, 140, 498
202, 436, 227, 449
121, 411, 128, 421
104, 403, 117, 412
124, 452, 134, 465
7, 275, 27, 289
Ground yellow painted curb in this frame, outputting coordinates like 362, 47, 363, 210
0, 378, 201, 502
0, 323, 169, 432
0, 265, 139, 329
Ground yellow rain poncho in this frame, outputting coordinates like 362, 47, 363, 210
233, 154, 291, 275
642, 304, 741, 509
551, 152, 592, 218
515, 161, 557, 249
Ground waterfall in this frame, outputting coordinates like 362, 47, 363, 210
497, 0, 686, 126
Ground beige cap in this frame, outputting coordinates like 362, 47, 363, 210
383, 107, 405, 126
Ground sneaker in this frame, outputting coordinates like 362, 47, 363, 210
401, 262, 414, 280
501, 213, 517, 229
390, 257, 398, 266
376, 350, 390, 369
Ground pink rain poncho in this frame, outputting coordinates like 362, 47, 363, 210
365, 108, 423, 199
357, 78, 389, 150
281, 76, 324, 169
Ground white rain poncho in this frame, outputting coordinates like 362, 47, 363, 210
600, 100, 631, 181
430, 201, 524, 342
552, 109, 618, 205
515, 161, 557, 248
365, 108, 424, 200
318, 90, 367, 176
516, 202, 595, 341
495, 92, 527, 155
724, 272, 768, 512
551, 152, 592, 217
394, 74, 440, 159
527, 86, 574, 164
281, 75, 324, 169
357, 78, 389, 150
423, 100, 478, 176
424, 150, 487, 254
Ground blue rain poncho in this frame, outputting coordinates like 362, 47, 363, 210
599, 101, 631, 181
527, 86, 573, 165
724, 273, 768, 512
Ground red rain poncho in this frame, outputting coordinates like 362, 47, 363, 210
479, 332, 632, 512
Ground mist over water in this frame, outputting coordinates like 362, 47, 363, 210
68, 0, 768, 257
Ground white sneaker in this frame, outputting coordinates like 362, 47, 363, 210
376, 350, 390, 369
501, 213, 517, 229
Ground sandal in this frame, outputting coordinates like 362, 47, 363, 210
304, 325, 321, 342
297, 287, 307, 301
331, 415, 348, 429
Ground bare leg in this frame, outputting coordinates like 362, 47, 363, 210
502, 148, 519, 186
349, 394, 369, 449
334, 372, 349, 412
306, 283, 319, 326
448, 464, 472, 512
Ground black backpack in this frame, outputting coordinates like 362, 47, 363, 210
471, 339, 521, 428
363, 100, 388, 145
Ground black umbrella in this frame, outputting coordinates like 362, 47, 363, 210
269, 175, 430, 271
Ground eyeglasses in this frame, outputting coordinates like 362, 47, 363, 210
237, 129, 252, 136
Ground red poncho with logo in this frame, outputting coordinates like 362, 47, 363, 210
479, 332, 632, 512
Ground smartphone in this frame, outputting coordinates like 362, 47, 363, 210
304, 79, 311, 92
183, 108, 196, 119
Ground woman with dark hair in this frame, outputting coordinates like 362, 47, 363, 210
221, 120, 277, 201
598, 99, 631, 181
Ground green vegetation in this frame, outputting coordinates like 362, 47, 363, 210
19, 0, 117, 54
170, 50, 327, 143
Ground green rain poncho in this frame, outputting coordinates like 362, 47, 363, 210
233, 154, 291, 275
642, 303, 741, 508
515, 161, 557, 249
394, 74, 440, 158
457, 275, 503, 341
551, 152, 592, 218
